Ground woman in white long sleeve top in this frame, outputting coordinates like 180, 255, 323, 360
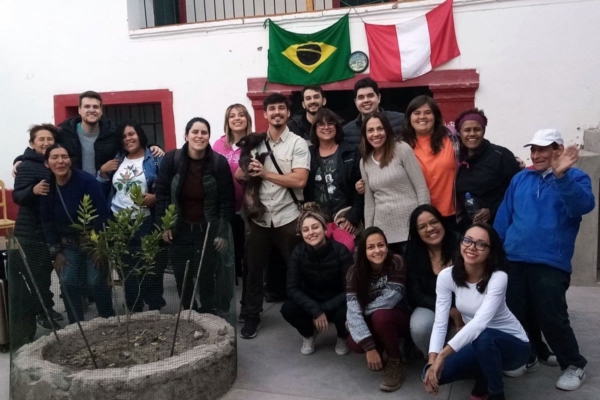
423, 223, 530, 400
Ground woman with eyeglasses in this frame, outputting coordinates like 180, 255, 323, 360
360, 112, 430, 254
423, 224, 530, 400
405, 205, 462, 357
304, 109, 363, 234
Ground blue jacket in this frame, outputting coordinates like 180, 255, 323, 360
494, 168, 595, 274
100, 148, 162, 210
40, 169, 109, 253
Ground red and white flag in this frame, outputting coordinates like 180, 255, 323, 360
364, 0, 460, 81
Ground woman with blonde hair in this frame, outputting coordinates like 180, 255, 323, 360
213, 103, 253, 319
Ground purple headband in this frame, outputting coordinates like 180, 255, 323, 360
457, 113, 487, 132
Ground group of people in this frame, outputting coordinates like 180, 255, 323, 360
9, 79, 592, 399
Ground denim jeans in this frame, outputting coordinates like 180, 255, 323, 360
60, 247, 114, 323
435, 328, 530, 396
506, 261, 587, 370
122, 217, 166, 312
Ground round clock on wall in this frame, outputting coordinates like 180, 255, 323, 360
348, 51, 369, 73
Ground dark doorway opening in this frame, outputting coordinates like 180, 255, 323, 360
288, 86, 433, 124
104, 103, 165, 149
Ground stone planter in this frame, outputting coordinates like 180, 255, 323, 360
11, 311, 236, 400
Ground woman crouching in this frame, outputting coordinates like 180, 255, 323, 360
280, 205, 354, 356
346, 227, 410, 392
423, 224, 530, 400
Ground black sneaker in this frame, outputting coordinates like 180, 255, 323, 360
37, 315, 60, 330
238, 311, 249, 323
240, 318, 261, 339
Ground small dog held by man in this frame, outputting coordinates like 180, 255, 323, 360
237, 132, 270, 219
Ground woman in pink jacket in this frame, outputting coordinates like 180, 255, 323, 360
213, 103, 253, 320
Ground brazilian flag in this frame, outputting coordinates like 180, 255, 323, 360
267, 15, 354, 85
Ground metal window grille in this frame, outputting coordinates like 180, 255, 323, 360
104, 103, 165, 150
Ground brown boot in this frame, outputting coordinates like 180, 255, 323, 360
380, 358, 405, 392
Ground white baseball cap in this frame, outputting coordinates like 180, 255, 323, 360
524, 129, 564, 147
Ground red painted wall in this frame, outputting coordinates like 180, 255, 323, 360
4, 89, 177, 234
247, 69, 479, 132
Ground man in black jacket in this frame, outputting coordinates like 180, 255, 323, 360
13, 90, 163, 178
287, 85, 344, 142
342, 78, 404, 148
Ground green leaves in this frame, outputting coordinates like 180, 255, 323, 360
72, 190, 178, 296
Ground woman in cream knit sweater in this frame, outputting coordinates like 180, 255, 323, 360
359, 112, 430, 254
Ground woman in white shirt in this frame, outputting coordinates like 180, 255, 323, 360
423, 223, 530, 400
100, 122, 165, 312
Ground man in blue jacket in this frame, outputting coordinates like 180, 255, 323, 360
495, 129, 594, 392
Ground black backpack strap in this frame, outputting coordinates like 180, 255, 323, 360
264, 139, 302, 208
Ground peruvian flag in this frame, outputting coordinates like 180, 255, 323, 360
365, 0, 460, 81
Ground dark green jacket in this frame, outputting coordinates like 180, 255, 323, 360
155, 143, 235, 238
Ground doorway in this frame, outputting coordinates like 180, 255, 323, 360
288, 86, 433, 124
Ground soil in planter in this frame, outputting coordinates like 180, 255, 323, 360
43, 318, 224, 370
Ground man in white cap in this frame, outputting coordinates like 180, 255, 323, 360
494, 129, 594, 391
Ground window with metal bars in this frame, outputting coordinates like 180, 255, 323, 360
139, 0, 350, 27
103, 104, 165, 149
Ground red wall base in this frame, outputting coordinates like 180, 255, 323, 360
246, 69, 479, 132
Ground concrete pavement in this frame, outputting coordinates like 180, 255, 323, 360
1, 286, 599, 399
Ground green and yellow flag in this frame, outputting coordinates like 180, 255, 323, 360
267, 15, 354, 85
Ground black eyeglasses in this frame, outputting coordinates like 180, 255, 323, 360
316, 122, 336, 129
461, 237, 490, 251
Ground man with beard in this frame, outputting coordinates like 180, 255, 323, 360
240, 93, 310, 339
287, 85, 344, 142
343, 78, 404, 148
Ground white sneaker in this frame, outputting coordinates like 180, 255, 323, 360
335, 337, 349, 356
556, 366, 586, 391
503, 357, 538, 378
540, 354, 559, 367
301, 334, 317, 355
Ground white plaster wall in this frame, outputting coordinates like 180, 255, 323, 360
1, 0, 599, 187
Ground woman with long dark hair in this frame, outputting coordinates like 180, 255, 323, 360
402, 96, 459, 230
154, 117, 235, 315
304, 109, 363, 233
360, 112, 429, 254
423, 224, 530, 400
100, 122, 165, 312
346, 227, 410, 392
40, 144, 114, 324
405, 205, 462, 357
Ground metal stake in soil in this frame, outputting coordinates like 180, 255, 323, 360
188, 222, 211, 319
171, 260, 191, 358
55, 269, 98, 369
12, 237, 63, 349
